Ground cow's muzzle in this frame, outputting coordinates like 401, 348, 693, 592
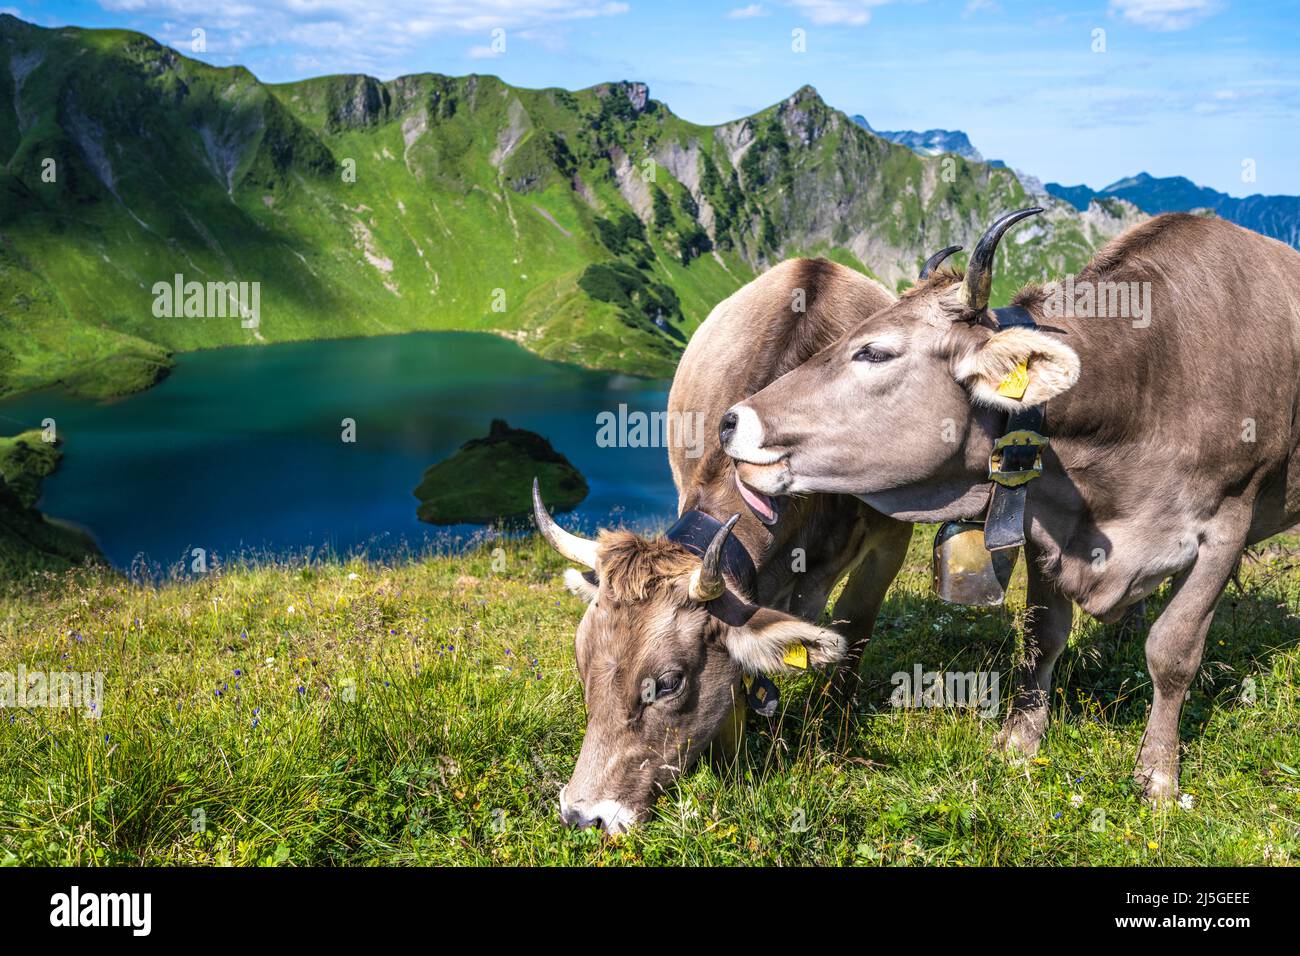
558, 786, 638, 834
733, 458, 792, 497
719, 404, 785, 465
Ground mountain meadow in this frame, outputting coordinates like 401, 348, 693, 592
1, 528, 1297, 865
1, 15, 1297, 867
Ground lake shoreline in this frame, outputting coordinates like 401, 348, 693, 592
1, 325, 669, 406
0, 331, 678, 570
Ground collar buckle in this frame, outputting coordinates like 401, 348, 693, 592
988, 429, 1048, 488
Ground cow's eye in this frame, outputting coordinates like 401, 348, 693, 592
654, 671, 684, 699
853, 344, 891, 363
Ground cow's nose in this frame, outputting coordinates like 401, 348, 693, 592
558, 786, 597, 830
718, 409, 739, 446
560, 803, 602, 830
558, 788, 636, 832
561, 806, 595, 829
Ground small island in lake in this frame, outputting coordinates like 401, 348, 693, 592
0, 430, 101, 573
414, 419, 588, 525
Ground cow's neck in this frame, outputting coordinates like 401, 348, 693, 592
970, 305, 1178, 621
857, 402, 1005, 524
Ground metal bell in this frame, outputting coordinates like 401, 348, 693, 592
932, 521, 1018, 607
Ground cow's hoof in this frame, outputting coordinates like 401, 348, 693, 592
1136, 766, 1180, 804
996, 712, 1045, 756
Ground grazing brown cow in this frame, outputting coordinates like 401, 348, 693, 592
722, 210, 1300, 801
534, 257, 912, 832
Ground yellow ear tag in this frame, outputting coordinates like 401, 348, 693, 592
996, 360, 1030, 400
782, 644, 809, 670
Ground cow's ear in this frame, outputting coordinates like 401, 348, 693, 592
724, 607, 845, 675
954, 326, 1080, 411
563, 568, 598, 604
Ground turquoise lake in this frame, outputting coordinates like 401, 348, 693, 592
0, 332, 679, 570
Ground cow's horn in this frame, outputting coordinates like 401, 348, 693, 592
532, 478, 598, 569
960, 207, 1043, 311
919, 245, 962, 279
688, 513, 740, 603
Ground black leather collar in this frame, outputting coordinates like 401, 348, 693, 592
665, 509, 759, 626
667, 509, 776, 710
983, 306, 1047, 551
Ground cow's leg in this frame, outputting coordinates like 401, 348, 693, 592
827, 519, 911, 708
1135, 534, 1244, 802
997, 561, 1073, 755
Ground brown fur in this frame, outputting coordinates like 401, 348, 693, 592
727, 213, 1300, 804
557, 257, 914, 832
901, 268, 963, 300
1080, 211, 1212, 277
594, 530, 699, 603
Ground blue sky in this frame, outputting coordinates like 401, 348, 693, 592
7, 0, 1299, 196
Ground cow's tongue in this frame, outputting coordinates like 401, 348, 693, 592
735, 471, 777, 523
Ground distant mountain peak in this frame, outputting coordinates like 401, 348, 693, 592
1103, 171, 1159, 191
595, 80, 650, 114
850, 116, 982, 162
1045, 172, 1300, 250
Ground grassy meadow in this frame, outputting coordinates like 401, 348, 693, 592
1, 525, 1296, 866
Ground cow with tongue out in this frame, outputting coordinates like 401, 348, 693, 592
534, 256, 914, 833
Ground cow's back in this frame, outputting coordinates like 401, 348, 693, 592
1050, 213, 1300, 542
667, 258, 894, 503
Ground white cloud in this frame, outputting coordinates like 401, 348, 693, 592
728, 4, 768, 17
962, 0, 1002, 17
1108, 0, 1223, 32
94, 0, 629, 75
466, 45, 499, 59
785, 1, 893, 27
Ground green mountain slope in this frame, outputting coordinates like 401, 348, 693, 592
0, 14, 1144, 399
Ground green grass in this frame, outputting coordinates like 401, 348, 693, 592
1, 526, 1296, 866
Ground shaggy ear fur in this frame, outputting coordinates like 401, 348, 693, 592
954, 326, 1081, 411
723, 607, 846, 675
562, 568, 599, 603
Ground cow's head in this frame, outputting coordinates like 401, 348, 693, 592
534, 482, 844, 833
720, 209, 1082, 523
